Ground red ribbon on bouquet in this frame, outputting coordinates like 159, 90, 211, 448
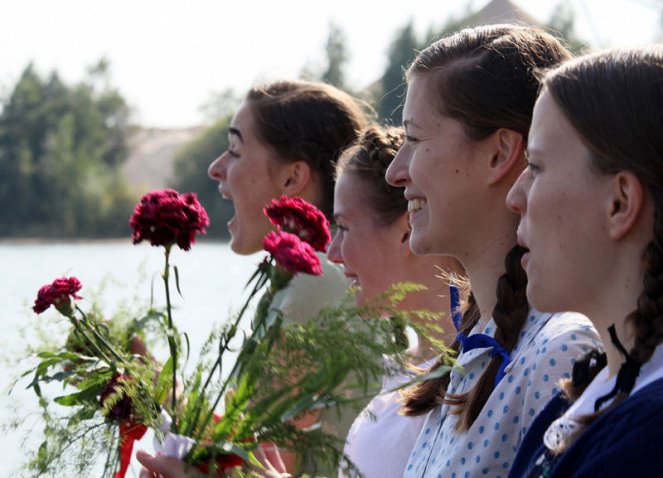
115, 420, 148, 478
193, 412, 250, 475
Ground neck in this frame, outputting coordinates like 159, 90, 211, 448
397, 259, 459, 361
462, 231, 517, 327
584, 257, 643, 377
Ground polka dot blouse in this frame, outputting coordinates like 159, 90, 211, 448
403, 310, 600, 478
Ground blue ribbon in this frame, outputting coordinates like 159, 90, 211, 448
449, 285, 510, 387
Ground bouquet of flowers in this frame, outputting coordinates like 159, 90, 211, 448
16, 191, 437, 477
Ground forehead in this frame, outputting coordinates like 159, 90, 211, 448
529, 91, 573, 153
403, 74, 444, 125
230, 101, 254, 132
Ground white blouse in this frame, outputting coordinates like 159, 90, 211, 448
403, 310, 600, 478
339, 356, 436, 478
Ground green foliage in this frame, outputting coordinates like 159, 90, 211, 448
0, 61, 136, 238
547, 0, 590, 54
322, 22, 349, 90
169, 116, 234, 239
376, 21, 418, 125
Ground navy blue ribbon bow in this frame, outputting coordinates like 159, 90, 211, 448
449, 285, 511, 387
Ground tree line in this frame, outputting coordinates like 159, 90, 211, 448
0, 3, 589, 239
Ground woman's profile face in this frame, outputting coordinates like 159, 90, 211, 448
328, 172, 407, 307
208, 101, 288, 255
507, 91, 614, 313
385, 74, 486, 259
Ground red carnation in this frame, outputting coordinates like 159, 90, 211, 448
33, 276, 83, 315
130, 189, 209, 251
263, 231, 323, 276
100, 374, 133, 420
264, 196, 330, 252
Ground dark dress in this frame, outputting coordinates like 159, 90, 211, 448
509, 377, 663, 478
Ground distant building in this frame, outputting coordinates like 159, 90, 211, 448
459, 0, 542, 27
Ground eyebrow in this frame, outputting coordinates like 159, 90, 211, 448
228, 127, 243, 142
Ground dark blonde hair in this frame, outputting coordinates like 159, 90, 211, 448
247, 80, 369, 219
335, 125, 406, 226
543, 46, 663, 450
400, 25, 571, 431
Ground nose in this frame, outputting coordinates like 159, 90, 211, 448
327, 230, 344, 265
208, 152, 229, 181
385, 145, 410, 187
506, 168, 531, 215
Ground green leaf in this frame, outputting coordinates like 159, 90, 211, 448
155, 357, 174, 404
54, 382, 105, 407
174, 265, 183, 298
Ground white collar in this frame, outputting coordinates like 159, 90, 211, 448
544, 343, 663, 451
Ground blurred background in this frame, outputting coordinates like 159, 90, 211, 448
1, 0, 661, 241
1, 0, 662, 475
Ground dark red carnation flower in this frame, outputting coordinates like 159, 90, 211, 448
33, 277, 83, 314
129, 189, 209, 251
100, 374, 133, 420
263, 231, 322, 276
264, 196, 330, 252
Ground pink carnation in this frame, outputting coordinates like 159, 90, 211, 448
33, 277, 83, 314
264, 196, 330, 252
263, 231, 323, 276
130, 189, 209, 251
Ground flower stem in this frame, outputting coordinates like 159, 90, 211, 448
184, 268, 267, 438
76, 307, 126, 364
163, 245, 179, 433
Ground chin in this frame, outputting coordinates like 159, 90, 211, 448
525, 283, 553, 313
229, 236, 252, 256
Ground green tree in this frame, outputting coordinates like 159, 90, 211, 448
376, 21, 418, 125
321, 22, 349, 90
547, 0, 589, 54
169, 117, 234, 239
0, 62, 135, 237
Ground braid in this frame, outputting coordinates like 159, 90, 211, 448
446, 245, 529, 431
557, 188, 663, 452
401, 292, 481, 416
630, 188, 663, 364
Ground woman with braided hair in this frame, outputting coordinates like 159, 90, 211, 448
385, 25, 600, 477
507, 47, 663, 478
328, 125, 462, 478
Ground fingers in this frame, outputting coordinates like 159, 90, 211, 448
136, 450, 187, 478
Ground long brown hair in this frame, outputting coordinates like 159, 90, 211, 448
400, 25, 571, 431
246, 80, 369, 219
543, 46, 663, 450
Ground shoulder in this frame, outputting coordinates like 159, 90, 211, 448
270, 253, 349, 324
521, 311, 600, 359
555, 379, 663, 477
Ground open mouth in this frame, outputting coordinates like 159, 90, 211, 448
407, 198, 426, 213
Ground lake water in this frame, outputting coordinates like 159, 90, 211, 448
0, 240, 261, 476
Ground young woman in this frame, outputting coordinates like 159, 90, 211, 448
137, 80, 369, 478
384, 25, 600, 477
328, 125, 462, 478
507, 47, 663, 478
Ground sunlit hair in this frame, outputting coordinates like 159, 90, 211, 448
335, 125, 406, 226
541, 46, 663, 451
400, 24, 572, 431
246, 80, 369, 219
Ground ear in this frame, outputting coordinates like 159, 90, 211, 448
279, 161, 312, 196
395, 213, 412, 258
487, 129, 525, 186
607, 170, 646, 240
